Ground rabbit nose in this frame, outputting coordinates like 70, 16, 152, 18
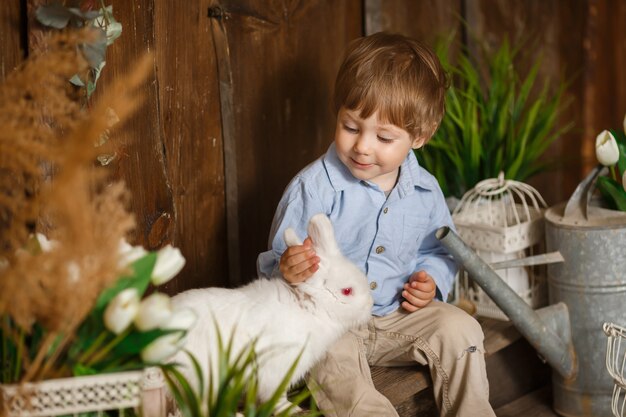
341, 287, 353, 296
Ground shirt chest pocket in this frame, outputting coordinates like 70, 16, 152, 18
338, 227, 373, 264
395, 215, 431, 264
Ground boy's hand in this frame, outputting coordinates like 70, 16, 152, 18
401, 270, 437, 312
279, 237, 320, 284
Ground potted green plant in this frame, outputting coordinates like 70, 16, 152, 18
421, 37, 573, 319
162, 331, 320, 417
416, 38, 572, 201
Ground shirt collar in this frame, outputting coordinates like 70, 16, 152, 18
323, 143, 361, 191
323, 142, 436, 195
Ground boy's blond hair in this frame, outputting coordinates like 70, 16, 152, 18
334, 32, 448, 142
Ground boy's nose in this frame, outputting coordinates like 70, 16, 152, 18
353, 135, 371, 154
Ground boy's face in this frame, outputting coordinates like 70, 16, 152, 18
334, 107, 424, 191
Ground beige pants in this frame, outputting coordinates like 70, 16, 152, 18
307, 301, 496, 417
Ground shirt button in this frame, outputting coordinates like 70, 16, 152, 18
370, 281, 378, 290
375, 245, 385, 254
383, 207, 388, 214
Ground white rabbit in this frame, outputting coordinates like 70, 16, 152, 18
170, 213, 373, 413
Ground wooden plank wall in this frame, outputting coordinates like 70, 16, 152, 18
0, 0, 624, 291
0, 1, 23, 79
86, 0, 230, 293
213, 0, 362, 283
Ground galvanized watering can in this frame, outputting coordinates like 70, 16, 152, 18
437, 166, 626, 417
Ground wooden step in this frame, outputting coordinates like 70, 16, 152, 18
495, 385, 557, 417
371, 317, 551, 416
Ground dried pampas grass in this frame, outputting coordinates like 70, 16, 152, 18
0, 28, 152, 381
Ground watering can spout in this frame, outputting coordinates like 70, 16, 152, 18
436, 226, 578, 380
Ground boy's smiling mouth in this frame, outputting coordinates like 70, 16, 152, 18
350, 158, 374, 168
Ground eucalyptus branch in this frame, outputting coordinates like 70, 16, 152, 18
98, 0, 111, 27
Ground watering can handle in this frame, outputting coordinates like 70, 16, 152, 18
563, 164, 608, 221
489, 251, 564, 270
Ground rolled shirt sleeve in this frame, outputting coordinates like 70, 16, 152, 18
257, 176, 324, 278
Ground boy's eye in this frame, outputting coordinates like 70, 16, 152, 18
378, 136, 394, 143
343, 125, 358, 134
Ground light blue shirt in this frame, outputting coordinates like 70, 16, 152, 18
257, 143, 457, 316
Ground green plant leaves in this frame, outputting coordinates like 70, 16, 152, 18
610, 129, 626, 175
35, 3, 121, 99
416, 38, 572, 198
35, 4, 73, 29
596, 176, 626, 211
94, 253, 157, 312
162, 329, 320, 417
66, 253, 158, 373
112, 329, 181, 357
80, 31, 107, 69
35, 4, 99, 29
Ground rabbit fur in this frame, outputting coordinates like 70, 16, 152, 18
170, 213, 373, 412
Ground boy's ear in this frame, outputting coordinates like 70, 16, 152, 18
412, 136, 427, 149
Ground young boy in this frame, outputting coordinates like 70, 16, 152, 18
257, 32, 495, 417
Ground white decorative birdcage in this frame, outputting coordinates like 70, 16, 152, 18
604, 322, 626, 417
452, 173, 549, 320
0, 368, 166, 417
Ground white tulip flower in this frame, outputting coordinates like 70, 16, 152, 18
140, 333, 185, 363
151, 245, 186, 286
134, 293, 173, 331
596, 130, 620, 166
104, 288, 140, 335
163, 308, 197, 331
118, 239, 148, 268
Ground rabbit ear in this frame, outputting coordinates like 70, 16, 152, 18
284, 227, 303, 247
308, 214, 340, 256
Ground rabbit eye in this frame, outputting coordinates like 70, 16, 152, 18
341, 287, 353, 296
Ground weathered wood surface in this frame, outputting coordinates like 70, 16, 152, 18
152, 0, 229, 291
96, 0, 178, 287
365, 0, 462, 44
581, 0, 626, 178
0, 0, 23, 79
214, 0, 362, 283
495, 385, 556, 417
486, 335, 551, 409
